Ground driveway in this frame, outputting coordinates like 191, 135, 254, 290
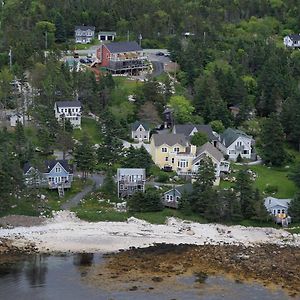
61, 173, 105, 210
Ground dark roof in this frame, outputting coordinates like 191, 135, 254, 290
105, 41, 142, 53
195, 142, 224, 162
55, 101, 81, 108
288, 34, 300, 41
98, 31, 116, 35
152, 134, 187, 147
23, 160, 73, 174
75, 26, 95, 31
220, 128, 251, 148
173, 124, 217, 141
163, 107, 174, 114
131, 121, 150, 131
165, 183, 193, 195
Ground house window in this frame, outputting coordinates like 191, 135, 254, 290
173, 147, 180, 153
243, 150, 249, 154
55, 167, 61, 173
171, 158, 175, 163
140, 128, 143, 131
166, 194, 169, 200
144, 135, 147, 139
229, 150, 236, 154
135, 135, 138, 139
165, 157, 169, 162
236, 141, 242, 147
176, 196, 180, 202
282, 209, 285, 214
120, 184, 124, 190
162, 147, 167, 153
169, 195, 173, 201
277, 209, 281, 214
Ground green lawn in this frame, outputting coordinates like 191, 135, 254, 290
73, 117, 102, 144
220, 163, 298, 199
0, 178, 91, 218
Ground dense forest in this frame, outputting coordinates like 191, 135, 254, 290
0, 0, 300, 218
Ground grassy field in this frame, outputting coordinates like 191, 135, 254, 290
73, 117, 102, 144
220, 163, 298, 199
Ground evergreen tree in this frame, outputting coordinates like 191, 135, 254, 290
289, 193, 300, 222
289, 163, 300, 188
54, 12, 66, 43
190, 132, 208, 147
101, 169, 117, 195
74, 136, 95, 178
235, 170, 255, 219
260, 114, 287, 166
252, 189, 269, 222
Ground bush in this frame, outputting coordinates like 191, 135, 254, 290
236, 154, 243, 162
157, 172, 170, 183
264, 184, 278, 194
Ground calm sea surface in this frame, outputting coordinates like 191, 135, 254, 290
0, 254, 298, 300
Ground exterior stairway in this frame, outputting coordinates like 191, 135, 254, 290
58, 185, 65, 198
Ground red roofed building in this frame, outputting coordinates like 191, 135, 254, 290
96, 41, 148, 74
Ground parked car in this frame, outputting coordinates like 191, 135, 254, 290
80, 58, 88, 64
155, 51, 164, 56
87, 53, 92, 58
73, 52, 79, 58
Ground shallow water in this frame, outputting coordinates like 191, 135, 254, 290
0, 254, 298, 300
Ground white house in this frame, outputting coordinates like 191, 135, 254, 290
283, 34, 300, 48
54, 101, 82, 128
131, 121, 150, 142
75, 26, 95, 44
264, 196, 292, 224
98, 31, 116, 41
192, 142, 230, 185
117, 168, 146, 198
218, 128, 253, 161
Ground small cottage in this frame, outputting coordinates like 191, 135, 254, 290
131, 121, 150, 142
163, 184, 193, 208
283, 34, 300, 48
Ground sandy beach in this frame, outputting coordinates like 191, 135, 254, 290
0, 211, 299, 254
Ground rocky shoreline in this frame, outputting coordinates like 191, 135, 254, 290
85, 243, 300, 297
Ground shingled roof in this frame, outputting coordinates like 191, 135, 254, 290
131, 121, 150, 131
152, 134, 187, 147
195, 142, 224, 162
75, 26, 95, 31
220, 128, 252, 148
105, 41, 142, 53
55, 101, 81, 108
288, 34, 300, 41
23, 160, 73, 174
173, 124, 217, 141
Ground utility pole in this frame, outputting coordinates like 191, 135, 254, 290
138, 33, 142, 47
127, 30, 130, 42
45, 31, 48, 50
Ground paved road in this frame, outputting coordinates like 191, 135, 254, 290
151, 61, 164, 78
61, 173, 104, 210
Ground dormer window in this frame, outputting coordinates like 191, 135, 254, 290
55, 167, 61, 173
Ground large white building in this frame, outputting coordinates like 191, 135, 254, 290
75, 26, 95, 44
54, 101, 82, 128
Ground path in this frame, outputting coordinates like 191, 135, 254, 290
61, 173, 104, 210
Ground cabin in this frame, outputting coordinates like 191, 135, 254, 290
283, 34, 300, 48
264, 197, 292, 225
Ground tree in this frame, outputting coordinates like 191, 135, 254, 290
101, 169, 117, 195
56, 130, 74, 160
209, 120, 225, 133
127, 188, 163, 212
168, 95, 195, 124
289, 163, 300, 188
289, 193, 300, 222
74, 136, 95, 178
190, 132, 208, 147
189, 156, 216, 215
54, 12, 66, 43
260, 114, 287, 166
235, 170, 255, 219
122, 146, 154, 176
252, 189, 269, 222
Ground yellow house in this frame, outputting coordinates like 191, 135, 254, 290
150, 134, 196, 173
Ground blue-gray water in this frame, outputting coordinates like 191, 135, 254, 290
0, 254, 298, 300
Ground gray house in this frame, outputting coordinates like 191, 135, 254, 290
131, 121, 150, 142
24, 160, 73, 197
75, 26, 95, 44
163, 184, 193, 208
117, 168, 146, 198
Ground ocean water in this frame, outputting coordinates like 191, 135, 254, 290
0, 254, 298, 300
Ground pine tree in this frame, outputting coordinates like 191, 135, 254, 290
260, 114, 287, 166
289, 193, 300, 222
54, 12, 66, 43
74, 136, 95, 179
235, 170, 255, 219
253, 189, 269, 222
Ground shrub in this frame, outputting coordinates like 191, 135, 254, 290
264, 184, 278, 194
